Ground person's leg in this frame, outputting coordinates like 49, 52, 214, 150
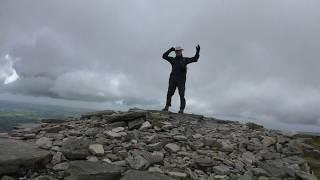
177, 80, 186, 113
163, 78, 177, 111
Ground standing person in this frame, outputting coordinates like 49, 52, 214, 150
162, 45, 200, 113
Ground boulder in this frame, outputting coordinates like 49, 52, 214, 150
212, 165, 231, 175
53, 162, 69, 171
126, 151, 150, 170
106, 112, 146, 123
89, 144, 105, 156
60, 138, 90, 160
128, 118, 145, 130
164, 143, 180, 153
104, 131, 122, 139
112, 127, 125, 133
167, 171, 187, 178
246, 122, 264, 130
65, 160, 124, 180
139, 121, 152, 130
0, 138, 52, 175
36, 137, 53, 150
51, 152, 66, 165
43, 125, 64, 133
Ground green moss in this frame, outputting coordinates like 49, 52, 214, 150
295, 134, 320, 179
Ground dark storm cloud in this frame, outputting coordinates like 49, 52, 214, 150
0, 0, 320, 130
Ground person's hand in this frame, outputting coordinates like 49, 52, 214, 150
196, 45, 200, 53
170, 47, 175, 52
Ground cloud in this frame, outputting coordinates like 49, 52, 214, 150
0, 54, 19, 84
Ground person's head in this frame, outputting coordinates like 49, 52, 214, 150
174, 46, 184, 57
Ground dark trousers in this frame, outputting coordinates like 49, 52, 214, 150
165, 77, 186, 110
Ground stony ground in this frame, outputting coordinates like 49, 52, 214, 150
0, 108, 318, 180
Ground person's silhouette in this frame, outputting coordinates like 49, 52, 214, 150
162, 45, 200, 113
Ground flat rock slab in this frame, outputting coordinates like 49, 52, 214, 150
0, 138, 52, 175
106, 112, 147, 123
65, 160, 125, 180
120, 170, 175, 180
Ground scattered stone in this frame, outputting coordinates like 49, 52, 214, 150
192, 133, 203, 139
194, 157, 217, 167
246, 122, 263, 130
203, 137, 221, 147
89, 144, 105, 156
112, 160, 127, 167
164, 143, 180, 153
167, 171, 187, 178
242, 151, 256, 164
128, 118, 145, 130
36, 137, 53, 150
104, 130, 122, 138
252, 168, 270, 176
44, 125, 63, 133
69, 130, 82, 136
262, 136, 276, 147
1, 109, 316, 179
53, 162, 69, 171
112, 127, 125, 133
102, 157, 112, 163
146, 142, 165, 151
140, 121, 152, 130
52, 152, 66, 165
148, 166, 164, 173
261, 152, 281, 160
23, 133, 36, 139
121, 170, 175, 180
126, 151, 150, 170
212, 165, 231, 175
173, 135, 187, 141
107, 112, 146, 123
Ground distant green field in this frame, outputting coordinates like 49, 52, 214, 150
0, 100, 90, 132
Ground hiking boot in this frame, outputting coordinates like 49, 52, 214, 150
162, 106, 169, 111
178, 109, 184, 114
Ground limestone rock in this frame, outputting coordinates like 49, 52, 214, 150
140, 121, 152, 130
128, 118, 145, 130
60, 138, 90, 160
164, 143, 180, 153
0, 138, 52, 175
89, 144, 104, 156
36, 137, 53, 150
53, 162, 69, 171
120, 170, 175, 180
65, 160, 124, 180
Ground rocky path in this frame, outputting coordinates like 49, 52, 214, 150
0, 108, 318, 180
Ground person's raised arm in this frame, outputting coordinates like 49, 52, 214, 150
186, 45, 200, 64
162, 47, 175, 63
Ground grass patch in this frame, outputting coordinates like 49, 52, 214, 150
294, 134, 320, 178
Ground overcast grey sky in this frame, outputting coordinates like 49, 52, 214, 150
0, 0, 320, 132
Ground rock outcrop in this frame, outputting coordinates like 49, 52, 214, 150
0, 108, 318, 180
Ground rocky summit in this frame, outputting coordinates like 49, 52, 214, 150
0, 108, 318, 180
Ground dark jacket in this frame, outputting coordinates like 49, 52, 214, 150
162, 48, 199, 80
